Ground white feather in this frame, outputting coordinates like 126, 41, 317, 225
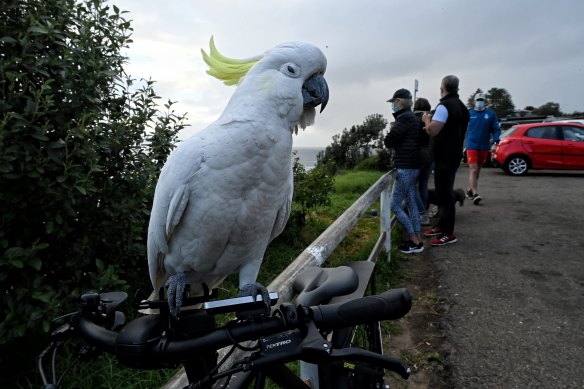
147, 41, 327, 297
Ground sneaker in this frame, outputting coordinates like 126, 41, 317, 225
472, 194, 482, 205
398, 240, 424, 254
431, 234, 458, 246
424, 226, 443, 237
466, 189, 474, 199
420, 213, 430, 226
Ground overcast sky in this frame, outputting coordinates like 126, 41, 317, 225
115, 0, 584, 147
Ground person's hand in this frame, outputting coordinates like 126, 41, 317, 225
422, 112, 432, 126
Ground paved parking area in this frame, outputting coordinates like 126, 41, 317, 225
432, 165, 584, 388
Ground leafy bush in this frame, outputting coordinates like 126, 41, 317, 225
0, 0, 186, 361
278, 155, 335, 242
316, 114, 388, 170
355, 156, 388, 171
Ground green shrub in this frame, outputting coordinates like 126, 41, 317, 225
277, 155, 335, 243
354, 156, 385, 171
0, 0, 186, 379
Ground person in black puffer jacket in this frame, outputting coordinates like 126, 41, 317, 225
384, 88, 423, 254
413, 97, 433, 225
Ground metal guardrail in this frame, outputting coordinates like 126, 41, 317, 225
163, 169, 397, 389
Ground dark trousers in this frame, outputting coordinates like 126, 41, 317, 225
433, 161, 459, 235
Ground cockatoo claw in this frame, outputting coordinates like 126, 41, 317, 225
165, 271, 188, 317
238, 282, 271, 312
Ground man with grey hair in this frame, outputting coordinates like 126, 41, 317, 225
422, 75, 470, 246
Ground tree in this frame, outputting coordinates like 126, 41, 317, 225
533, 102, 562, 116
467, 87, 516, 118
317, 114, 388, 170
0, 0, 187, 357
486, 87, 516, 118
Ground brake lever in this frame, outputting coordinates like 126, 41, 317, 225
328, 347, 411, 379
50, 321, 75, 342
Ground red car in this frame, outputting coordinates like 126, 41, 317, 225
493, 121, 584, 175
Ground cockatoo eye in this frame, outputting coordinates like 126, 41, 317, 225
281, 63, 300, 78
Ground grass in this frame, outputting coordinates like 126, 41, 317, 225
400, 348, 446, 372
34, 350, 177, 389
24, 169, 405, 389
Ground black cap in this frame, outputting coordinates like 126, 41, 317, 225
387, 88, 412, 102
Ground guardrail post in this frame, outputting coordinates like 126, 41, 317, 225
380, 176, 393, 259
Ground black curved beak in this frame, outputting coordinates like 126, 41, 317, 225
302, 73, 329, 113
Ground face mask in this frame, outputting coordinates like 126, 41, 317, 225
391, 103, 399, 113
475, 100, 485, 110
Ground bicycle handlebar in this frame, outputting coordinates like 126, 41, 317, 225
312, 288, 412, 330
71, 287, 413, 385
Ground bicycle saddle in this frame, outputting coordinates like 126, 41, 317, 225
293, 266, 359, 306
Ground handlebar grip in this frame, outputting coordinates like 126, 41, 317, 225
77, 315, 117, 353
311, 288, 412, 330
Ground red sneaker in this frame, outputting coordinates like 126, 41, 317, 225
431, 234, 458, 246
423, 226, 443, 237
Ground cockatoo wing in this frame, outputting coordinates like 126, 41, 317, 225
147, 140, 202, 290
269, 163, 293, 243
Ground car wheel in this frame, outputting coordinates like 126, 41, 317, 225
505, 155, 529, 176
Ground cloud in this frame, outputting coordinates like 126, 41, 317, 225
116, 0, 584, 146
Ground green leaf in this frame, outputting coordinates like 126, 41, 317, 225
45, 221, 54, 234
29, 26, 48, 34
5, 247, 26, 259
31, 132, 50, 141
29, 257, 42, 271
32, 292, 51, 303
48, 140, 66, 149
1, 36, 17, 44
30, 310, 44, 321
15, 327, 25, 338
0, 164, 12, 173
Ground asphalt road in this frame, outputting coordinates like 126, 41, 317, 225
432, 165, 584, 388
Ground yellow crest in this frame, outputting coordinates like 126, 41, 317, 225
201, 36, 262, 86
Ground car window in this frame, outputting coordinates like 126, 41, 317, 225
525, 126, 558, 140
561, 126, 584, 142
501, 126, 518, 138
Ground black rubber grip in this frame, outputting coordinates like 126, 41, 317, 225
77, 315, 117, 353
311, 288, 412, 330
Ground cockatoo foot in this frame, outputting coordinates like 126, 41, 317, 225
238, 282, 271, 312
165, 271, 188, 317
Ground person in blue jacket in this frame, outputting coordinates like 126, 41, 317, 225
465, 92, 500, 205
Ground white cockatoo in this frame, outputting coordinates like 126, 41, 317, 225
147, 37, 329, 315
